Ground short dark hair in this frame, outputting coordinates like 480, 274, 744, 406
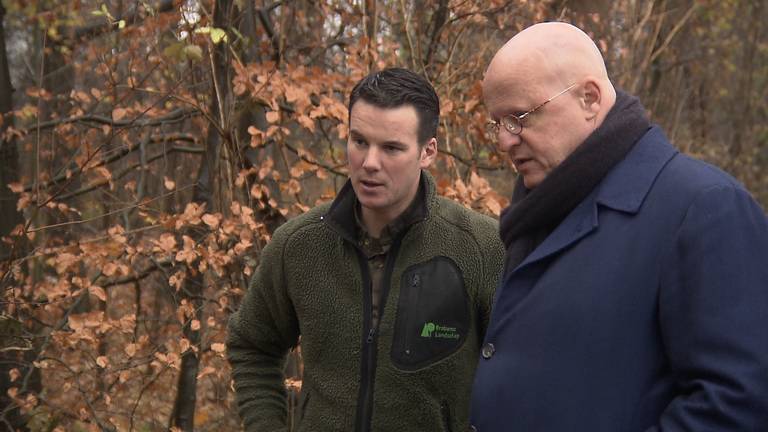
348, 67, 440, 144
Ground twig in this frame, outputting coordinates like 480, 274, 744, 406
21, 133, 197, 193
27, 183, 196, 233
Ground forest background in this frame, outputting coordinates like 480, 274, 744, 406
1, 0, 766, 431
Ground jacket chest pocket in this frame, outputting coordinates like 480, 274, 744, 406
391, 257, 469, 371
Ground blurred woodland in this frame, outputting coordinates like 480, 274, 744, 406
1, 0, 766, 430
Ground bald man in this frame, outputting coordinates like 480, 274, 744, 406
470, 22, 768, 431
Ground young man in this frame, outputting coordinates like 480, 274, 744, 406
470, 22, 768, 431
228, 68, 504, 432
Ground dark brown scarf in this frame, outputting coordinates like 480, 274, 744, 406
499, 90, 652, 274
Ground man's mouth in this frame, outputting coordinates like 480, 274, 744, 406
513, 158, 532, 169
360, 179, 384, 188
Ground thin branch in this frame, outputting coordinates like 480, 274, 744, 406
99, 257, 173, 288
257, 2, 283, 63
70, 0, 177, 41
446, 0, 518, 25
52, 146, 202, 202
27, 183, 196, 233
439, 148, 505, 172
21, 133, 199, 192
649, 3, 700, 64
20, 107, 199, 134
281, 141, 347, 177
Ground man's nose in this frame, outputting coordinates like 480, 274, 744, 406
362, 146, 381, 170
497, 130, 521, 152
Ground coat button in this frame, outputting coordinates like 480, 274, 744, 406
481, 342, 495, 359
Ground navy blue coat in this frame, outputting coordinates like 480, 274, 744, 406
470, 127, 768, 431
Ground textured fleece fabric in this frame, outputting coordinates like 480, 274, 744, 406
227, 171, 505, 432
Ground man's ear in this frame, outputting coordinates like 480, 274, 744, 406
581, 79, 602, 121
420, 138, 438, 168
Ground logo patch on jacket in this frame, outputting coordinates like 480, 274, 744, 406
421, 322, 460, 339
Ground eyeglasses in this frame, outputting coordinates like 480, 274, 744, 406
486, 82, 578, 138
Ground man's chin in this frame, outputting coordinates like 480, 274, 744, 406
521, 174, 543, 189
357, 198, 386, 211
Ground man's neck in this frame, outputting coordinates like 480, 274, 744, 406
356, 173, 424, 239
361, 207, 397, 239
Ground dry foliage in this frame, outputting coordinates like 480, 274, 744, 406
0, 0, 765, 430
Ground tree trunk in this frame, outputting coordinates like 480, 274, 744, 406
169, 1, 232, 430
0, 4, 36, 431
0, 2, 21, 246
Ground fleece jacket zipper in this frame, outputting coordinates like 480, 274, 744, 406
353, 238, 403, 432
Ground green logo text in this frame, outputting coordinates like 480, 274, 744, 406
420, 322, 459, 339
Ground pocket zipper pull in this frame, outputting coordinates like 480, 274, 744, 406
366, 328, 375, 343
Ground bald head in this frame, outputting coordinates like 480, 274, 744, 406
486, 22, 614, 99
483, 22, 618, 188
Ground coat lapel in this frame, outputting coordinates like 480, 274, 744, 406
510, 126, 678, 274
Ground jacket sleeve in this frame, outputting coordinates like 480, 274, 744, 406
652, 184, 768, 431
227, 226, 300, 432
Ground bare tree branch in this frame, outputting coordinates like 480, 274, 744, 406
20, 107, 199, 134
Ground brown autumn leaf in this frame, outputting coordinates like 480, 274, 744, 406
177, 202, 205, 228
285, 378, 303, 391
284, 84, 307, 104
290, 162, 309, 179
169, 271, 185, 291
337, 122, 349, 139
26, 87, 51, 99
285, 179, 301, 195
202, 213, 221, 229
221, 219, 237, 235
197, 366, 216, 380
266, 110, 280, 123
175, 235, 197, 264
89, 285, 107, 302
112, 107, 127, 121
258, 157, 274, 180
102, 262, 118, 277
71, 90, 91, 104
156, 233, 177, 254
484, 196, 502, 216
465, 98, 480, 113
16, 193, 31, 211
124, 343, 137, 358
96, 356, 109, 368
163, 176, 176, 190
469, 171, 491, 197
210, 343, 226, 354
297, 114, 315, 132
52, 252, 79, 275
94, 166, 112, 180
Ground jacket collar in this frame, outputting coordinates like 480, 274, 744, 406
513, 126, 678, 271
594, 126, 678, 213
324, 170, 434, 244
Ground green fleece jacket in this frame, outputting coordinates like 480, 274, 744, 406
227, 172, 504, 432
